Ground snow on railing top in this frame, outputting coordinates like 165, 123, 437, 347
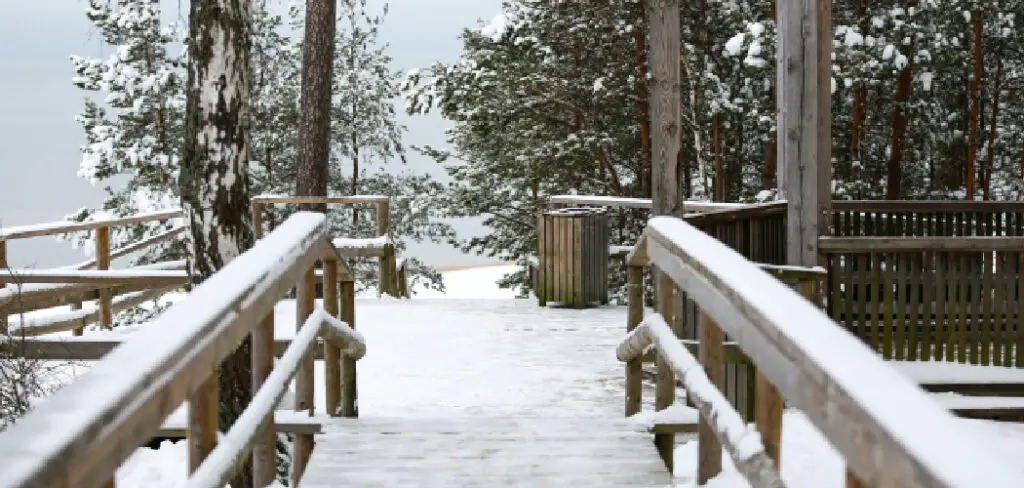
0, 208, 183, 240
0, 212, 331, 488
252, 194, 390, 204
632, 216, 1024, 487
549, 194, 755, 212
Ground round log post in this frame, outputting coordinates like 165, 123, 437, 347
625, 265, 644, 416
251, 310, 277, 487
292, 266, 316, 486
95, 226, 112, 330
324, 260, 341, 416
340, 279, 358, 417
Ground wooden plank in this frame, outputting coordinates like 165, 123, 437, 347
625, 266, 644, 417
301, 417, 670, 488
895, 253, 907, 360
0, 269, 188, 285
95, 226, 112, 330
5, 337, 326, 361
697, 313, 724, 484
919, 252, 933, 361
250, 312, 276, 487
324, 260, 341, 417
832, 200, 1024, 213
653, 267, 675, 472
252, 195, 390, 205
293, 266, 316, 487
188, 377, 217, 474
883, 254, 894, 358
982, 251, 993, 365
935, 253, 948, 361
0, 209, 182, 241
340, 280, 358, 418
819, 236, 1024, 252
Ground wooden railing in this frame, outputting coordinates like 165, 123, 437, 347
0, 210, 185, 335
0, 212, 367, 488
832, 200, 1024, 237
619, 216, 1023, 487
252, 195, 404, 297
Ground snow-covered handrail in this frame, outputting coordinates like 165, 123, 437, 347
66, 225, 187, 270
252, 194, 390, 204
0, 269, 187, 285
617, 313, 784, 487
548, 194, 754, 213
0, 212, 332, 488
184, 306, 365, 488
0, 208, 182, 241
626, 216, 1024, 487
8, 285, 178, 337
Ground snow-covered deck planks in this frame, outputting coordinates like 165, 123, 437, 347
300, 416, 671, 487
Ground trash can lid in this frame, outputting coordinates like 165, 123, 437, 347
546, 207, 607, 216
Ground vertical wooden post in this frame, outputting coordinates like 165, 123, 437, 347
251, 310, 276, 487
778, 0, 833, 266
697, 312, 725, 483
625, 265, 644, 416
253, 202, 264, 240
654, 269, 676, 472
755, 370, 783, 471
95, 226, 112, 330
324, 260, 341, 416
292, 266, 315, 486
188, 376, 218, 474
340, 279, 359, 417
102, 479, 116, 488
71, 302, 85, 336
376, 200, 390, 297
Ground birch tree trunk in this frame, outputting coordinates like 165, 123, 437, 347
296, 0, 337, 213
179, 1, 255, 487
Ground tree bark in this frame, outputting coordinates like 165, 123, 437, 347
983, 52, 1002, 201
631, 0, 652, 198
296, 0, 337, 213
966, 8, 983, 200
179, 1, 255, 487
887, 65, 912, 200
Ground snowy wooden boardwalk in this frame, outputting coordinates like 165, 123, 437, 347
286, 298, 670, 487
301, 417, 670, 487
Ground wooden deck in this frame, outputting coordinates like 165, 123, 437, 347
300, 416, 671, 487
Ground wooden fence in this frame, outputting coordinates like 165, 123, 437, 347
0, 213, 366, 488
621, 215, 1024, 487
252, 195, 407, 297
0, 209, 185, 336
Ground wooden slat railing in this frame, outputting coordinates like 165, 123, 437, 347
620, 215, 1024, 487
0, 212, 367, 488
1, 210, 185, 334
832, 200, 1024, 237
820, 235, 1024, 366
252, 195, 404, 297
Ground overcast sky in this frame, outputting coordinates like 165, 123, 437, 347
0, 0, 501, 269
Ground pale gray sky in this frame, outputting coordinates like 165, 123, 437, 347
0, 0, 501, 269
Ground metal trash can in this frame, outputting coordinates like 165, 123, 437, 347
536, 208, 609, 308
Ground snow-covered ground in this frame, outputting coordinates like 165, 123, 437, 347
16, 264, 1024, 486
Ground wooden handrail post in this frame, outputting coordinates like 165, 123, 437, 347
340, 279, 359, 417
376, 200, 390, 297
846, 468, 866, 488
625, 265, 643, 417
251, 310, 276, 487
188, 375, 218, 474
71, 302, 85, 336
324, 260, 341, 416
1, 239, 7, 335
292, 266, 316, 486
253, 202, 264, 240
654, 268, 676, 472
697, 311, 725, 484
96, 226, 112, 330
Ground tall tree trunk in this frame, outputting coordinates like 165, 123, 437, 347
296, 0, 337, 213
631, 0, 652, 198
712, 115, 724, 201
983, 51, 1003, 201
966, 8, 983, 200
352, 136, 360, 226
887, 63, 912, 200
179, 1, 254, 487
263, 147, 277, 232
